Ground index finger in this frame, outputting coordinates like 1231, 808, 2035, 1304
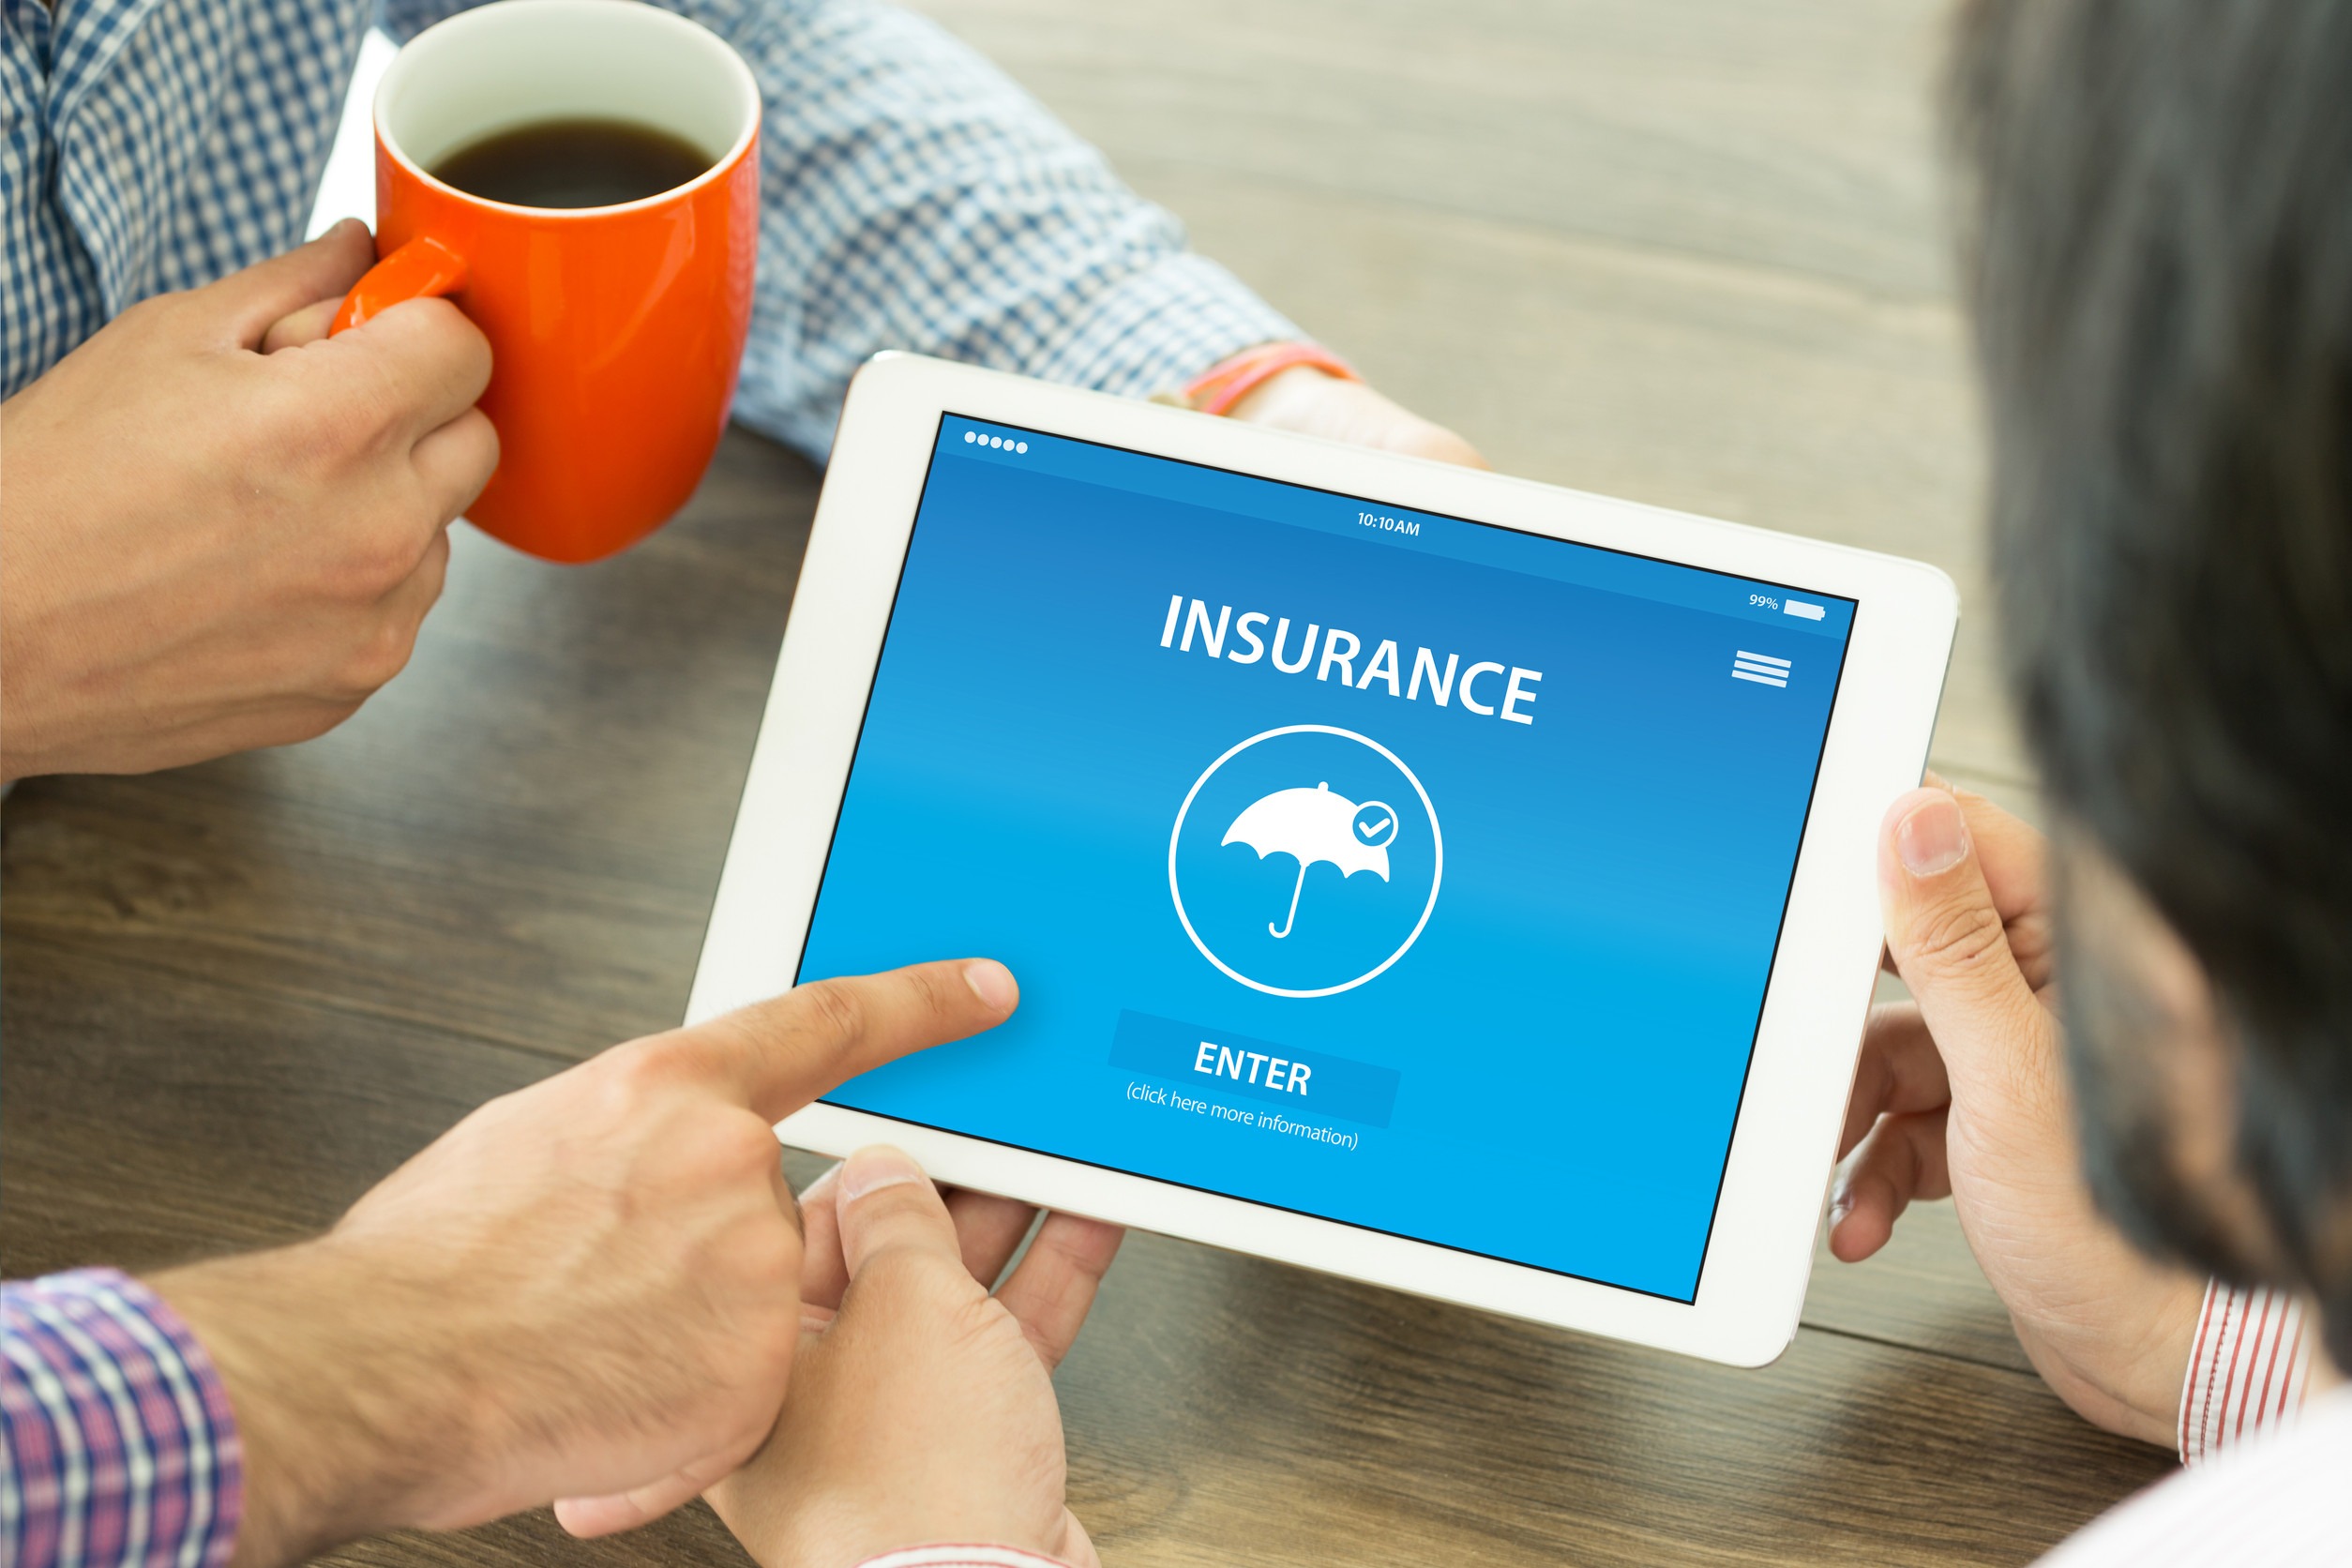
690, 958, 1019, 1123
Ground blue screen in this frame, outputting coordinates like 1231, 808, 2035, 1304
797, 416, 1855, 1303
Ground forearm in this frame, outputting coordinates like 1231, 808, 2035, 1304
149, 1241, 465, 1568
666, 0, 1299, 457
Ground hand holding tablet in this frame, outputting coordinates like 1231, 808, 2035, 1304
690, 354, 1956, 1366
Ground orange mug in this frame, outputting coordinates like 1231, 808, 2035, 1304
334, 0, 761, 564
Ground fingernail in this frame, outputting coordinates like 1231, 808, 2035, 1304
840, 1145, 924, 1202
1895, 792, 1969, 877
963, 958, 1017, 1013
1827, 1185, 1853, 1229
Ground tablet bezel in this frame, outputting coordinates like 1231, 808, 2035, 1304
686, 353, 1957, 1367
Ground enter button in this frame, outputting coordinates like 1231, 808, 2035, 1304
1108, 1010, 1400, 1128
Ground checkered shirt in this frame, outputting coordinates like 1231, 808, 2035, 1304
0, 0, 1297, 456
1, 1271, 242, 1568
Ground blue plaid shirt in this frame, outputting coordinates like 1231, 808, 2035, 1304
0, 0, 1297, 458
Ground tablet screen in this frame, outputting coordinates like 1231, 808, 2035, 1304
799, 415, 1856, 1303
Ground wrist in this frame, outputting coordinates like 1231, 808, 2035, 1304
1181, 341, 1358, 418
2020, 1267, 2207, 1448
152, 1237, 477, 1566
1220, 362, 1352, 426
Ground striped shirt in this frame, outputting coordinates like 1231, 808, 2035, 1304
1, 0, 1297, 459
2178, 1280, 2314, 1466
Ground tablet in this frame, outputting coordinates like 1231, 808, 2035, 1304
687, 354, 1956, 1366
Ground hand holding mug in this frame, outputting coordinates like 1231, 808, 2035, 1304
0, 221, 492, 781
335, 0, 761, 563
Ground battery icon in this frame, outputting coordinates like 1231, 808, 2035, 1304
1784, 599, 1826, 621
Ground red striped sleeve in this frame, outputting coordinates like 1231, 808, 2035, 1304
2178, 1280, 2314, 1465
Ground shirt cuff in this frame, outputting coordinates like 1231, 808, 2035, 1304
854, 1548, 1076, 1568
2179, 1278, 2314, 1465
1016, 249, 1304, 402
2, 1268, 244, 1568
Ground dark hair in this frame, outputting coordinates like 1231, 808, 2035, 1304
1952, 0, 2352, 1363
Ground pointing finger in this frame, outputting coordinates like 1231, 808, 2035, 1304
686, 959, 1019, 1125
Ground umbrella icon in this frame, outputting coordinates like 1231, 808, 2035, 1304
1221, 781, 1397, 939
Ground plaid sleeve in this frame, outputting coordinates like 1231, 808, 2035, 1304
2179, 1279, 2314, 1465
660, 0, 1302, 459
2, 1270, 243, 1568
374, 0, 1304, 458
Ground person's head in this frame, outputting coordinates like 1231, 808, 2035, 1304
1952, 0, 2352, 1364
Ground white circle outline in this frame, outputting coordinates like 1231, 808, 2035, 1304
1167, 724, 1443, 998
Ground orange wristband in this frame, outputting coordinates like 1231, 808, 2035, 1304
1182, 341, 1360, 417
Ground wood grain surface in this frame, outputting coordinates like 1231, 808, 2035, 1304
4, 2, 2174, 1564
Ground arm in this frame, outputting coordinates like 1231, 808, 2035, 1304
654, 0, 1302, 458
1833, 783, 2206, 1445
1832, 783, 2344, 1453
380, 0, 1478, 462
8, 961, 1019, 1568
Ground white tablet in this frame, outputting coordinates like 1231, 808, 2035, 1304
688, 353, 1956, 1367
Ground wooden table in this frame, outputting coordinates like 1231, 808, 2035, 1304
3, 1, 2177, 1562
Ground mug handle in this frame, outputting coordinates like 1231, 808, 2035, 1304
329, 236, 470, 335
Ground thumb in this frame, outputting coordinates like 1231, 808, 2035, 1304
1878, 787, 2057, 1109
553, 1445, 753, 1538
835, 1146, 963, 1277
202, 219, 378, 348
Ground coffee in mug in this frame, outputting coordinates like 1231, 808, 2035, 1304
431, 117, 716, 210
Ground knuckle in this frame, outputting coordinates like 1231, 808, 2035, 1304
790, 977, 867, 1049
454, 407, 501, 482
899, 962, 957, 1023
341, 520, 427, 595
1902, 897, 2011, 979
737, 1219, 800, 1295
712, 1113, 787, 1182
333, 607, 424, 695
599, 1034, 688, 1106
